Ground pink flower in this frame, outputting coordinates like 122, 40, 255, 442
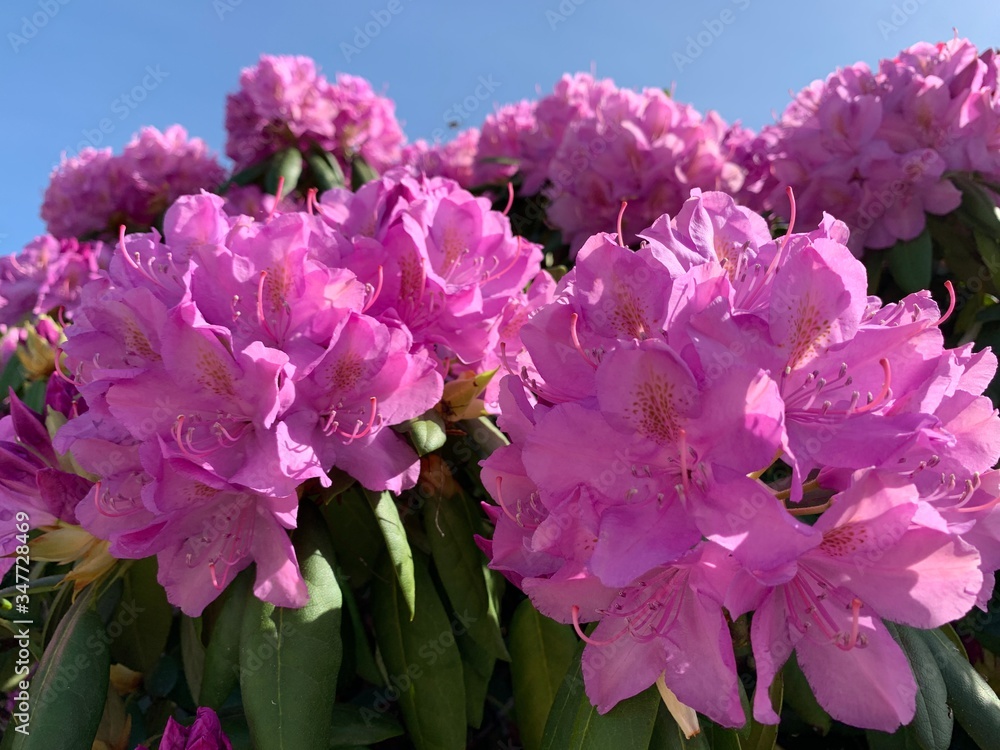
41, 127, 225, 241
136, 707, 232, 750
482, 189, 998, 729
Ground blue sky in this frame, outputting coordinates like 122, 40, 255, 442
1, 0, 998, 253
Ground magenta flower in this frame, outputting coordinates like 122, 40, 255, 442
400, 128, 480, 188
56, 191, 443, 614
137, 707, 232, 750
225, 54, 404, 175
482, 188, 998, 728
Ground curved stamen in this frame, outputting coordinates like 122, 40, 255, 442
852, 359, 892, 415
480, 237, 525, 285
933, 280, 956, 328
172, 416, 214, 459
955, 493, 1000, 513
306, 187, 318, 216
267, 176, 285, 223
362, 266, 384, 314
493, 476, 521, 524
780, 186, 797, 252
616, 201, 628, 248
337, 397, 378, 443
678, 429, 689, 492
571, 605, 620, 646
569, 313, 598, 369
502, 182, 515, 216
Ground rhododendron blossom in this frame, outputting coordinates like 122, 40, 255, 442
482, 189, 1000, 731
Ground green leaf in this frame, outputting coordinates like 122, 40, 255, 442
458, 416, 510, 459
510, 599, 578, 750
424, 490, 508, 660
889, 624, 952, 750
266, 147, 303, 196
240, 503, 343, 750
199, 568, 252, 710
350, 155, 379, 190
974, 229, 1000, 290
394, 409, 448, 456
863, 249, 886, 296
365, 489, 415, 618
179, 615, 205, 704
226, 159, 269, 189
8, 584, 110, 750
917, 626, 1000, 750
338, 570, 383, 687
740, 669, 782, 750
305, 148, 346, 191
781, 652, 831, 735
109, 556, 172, 676
320, 488, 383, 589
541, 644, 659, 749
457, 627, 495, 729
866, 728, 922, 750
371, 553, 466, 750
328, 703, 404, 746
888, 229, 933, 294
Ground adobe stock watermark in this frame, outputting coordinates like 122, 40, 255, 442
8, 0, 71, 53
878, 0, 931, 40
213, 0, 244, 21
546, 0, 587, 30
673, 0, 752, 71
340, 0, 404, 62
61, 65, 169, 157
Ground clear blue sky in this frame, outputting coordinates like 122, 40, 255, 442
1, 0, 998, 253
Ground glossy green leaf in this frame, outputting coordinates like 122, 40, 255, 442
366, 489, 415, 618
974, 229, 1000, 290
781, 652, 831, 735
109, 556, 172, 676
541, 645, 660, 749
321, 488, 383, 589
888, 229, 933, 294
890, 624, 952, 750
917, 626, 1000, 749
266, 147, 303, 196
199, 568, 252, 710
350, 154, 378, 190
328, 703, 404, 746
226, 159, 269, 189
8, 584, 109, 750
371, 553, 466, 750
240, 503, 343, 750
457, 627, 495, 729
862, 248, 885, 296
338, 569, 382, 687
510, 599, 578, 750
424, 490, 507, 660
866, 728, 922, 750
305, 148, 346, 191
740, 670, 782, 750
459, 416, 510, 459
394, 409, 447, 457
179, 615, 205, 704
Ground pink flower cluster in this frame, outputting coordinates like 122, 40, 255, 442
54, 191, 444, 615
317, 168, 544, 369
0, 235, 110, 326
399, 129, 480, 188
481, 189, 1000, 731
41, 126, 226, 241
136, 707, 232, 750
225, 55, 404, 174
48, 168, 544, 615
476, 73, 746, 251
751, 38, 1000, 253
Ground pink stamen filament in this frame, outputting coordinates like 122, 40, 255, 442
616, 201, 628, 247
955, 494, 1000, 513
678, 429, 690, 492
853, 359, 892, 414
838, 598, 863, 652
569, 313, 598, 369
780, 186, 797, 252
493, 476, 521, 525
209, 505, 254, 589
336, 397, 378, 443
306, 187, 318, 215
480, 237, 525, 285
362, 266, 384, 313
502, 182, 515, 216
934, 280, 956, 327
172, 416, 215, 459
572, 605, 619, 646
267, 176, 285, 223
